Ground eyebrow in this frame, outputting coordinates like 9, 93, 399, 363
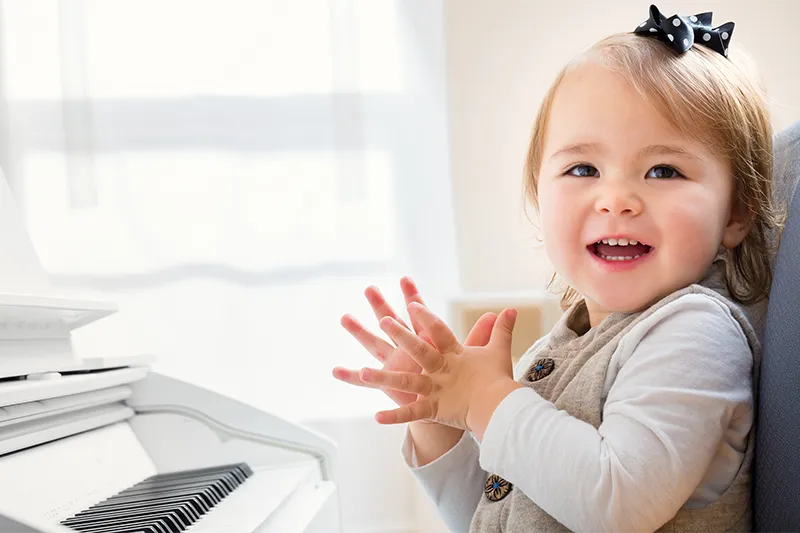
548, 142, 704, 163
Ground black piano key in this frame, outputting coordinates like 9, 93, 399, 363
104, 469, 245, 501
60, 463, 252, 533
124, 464, 251, 490
114, 472, 239, 499
77, 506, 188, 533
113, 473, 230, 495
144, 463, 248, 482
65, 499, 200, 524
64, 501, 195, 528
67, 509, 183, 533
73, 499, 210, 529
76, 520, 170, 533
82, 527, 159, 533
78, 464, 251, 514
75, 485, 220, 514
64, 494, 212, 524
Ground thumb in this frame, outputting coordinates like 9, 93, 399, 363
464, 312, 497, 347
488, 308, 517, 352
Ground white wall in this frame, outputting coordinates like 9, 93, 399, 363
445, 0, 800, 294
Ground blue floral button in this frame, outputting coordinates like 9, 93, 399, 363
525, 357, 555, 382
484, 474, 512, 502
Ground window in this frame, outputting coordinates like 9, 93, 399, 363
0, 0, 459, 422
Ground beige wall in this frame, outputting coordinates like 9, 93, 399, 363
444, 0, 800, 294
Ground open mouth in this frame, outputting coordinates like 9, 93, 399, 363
588, 238, 654, 262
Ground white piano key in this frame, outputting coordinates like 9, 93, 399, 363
186, 462, 319, 532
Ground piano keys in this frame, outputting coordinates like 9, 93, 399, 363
60, 463, 254, 532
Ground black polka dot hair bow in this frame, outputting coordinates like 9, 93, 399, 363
634, 4, 734, 58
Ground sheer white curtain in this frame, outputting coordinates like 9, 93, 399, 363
0, 0, 459, 427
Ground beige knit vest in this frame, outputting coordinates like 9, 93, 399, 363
469, 260, 761, 533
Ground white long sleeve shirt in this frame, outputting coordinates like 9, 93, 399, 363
402, 293, 754, 533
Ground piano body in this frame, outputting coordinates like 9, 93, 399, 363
0, 176, 341, 533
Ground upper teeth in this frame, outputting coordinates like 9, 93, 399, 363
600, 238, 638, 246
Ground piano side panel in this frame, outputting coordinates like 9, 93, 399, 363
258, 481, 341, 533
0, 423, 156, 524
130, 412, 324, 475
0, 508, 75, 533
304, 484, 341, 533
128, 372, 337, 479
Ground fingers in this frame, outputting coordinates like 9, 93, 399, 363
365, 286, 412, 331
332, 366, 383, 390
489, 308, 518, 351
360, 367, 433, 396
365, 278, 437, 346
400, 276, 425, 306
365, 277, 426, 331
374, 399, 435, 424
464, 312, 497, 347
340, 314, 395, 363
400, 277, 427, 336
380, 316, 444, 373
407, 302, 462, 355
333, 366, 421, 407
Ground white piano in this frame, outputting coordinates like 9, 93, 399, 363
0, 176, 341, 533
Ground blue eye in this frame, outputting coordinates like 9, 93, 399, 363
647, 165, 683, 179
566, 164, 598, 177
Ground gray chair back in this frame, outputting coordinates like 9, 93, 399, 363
754, 121, 800, 532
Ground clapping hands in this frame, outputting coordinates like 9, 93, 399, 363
333, 277, 519, 432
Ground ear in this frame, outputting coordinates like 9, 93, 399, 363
721, 199, 752, 249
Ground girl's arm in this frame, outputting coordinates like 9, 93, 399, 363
407, 421, 465, 466
401, 336, 551, 532
401, 424, 484, 533
477, 294, 754, 532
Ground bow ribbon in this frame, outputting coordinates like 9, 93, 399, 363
634, 4, 734, 58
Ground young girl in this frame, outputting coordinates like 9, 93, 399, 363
333, 4, 781, 532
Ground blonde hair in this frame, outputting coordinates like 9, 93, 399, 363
524, 32, 783, 310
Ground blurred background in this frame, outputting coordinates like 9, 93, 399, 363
0, 1, 798, 531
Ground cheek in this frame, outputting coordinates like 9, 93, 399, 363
658, 190, 728, 259
538, 182, 581, 258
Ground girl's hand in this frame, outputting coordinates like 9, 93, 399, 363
333, 276, 498, 410
359, 303, 518, 431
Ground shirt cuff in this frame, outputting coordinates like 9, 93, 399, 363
402, 426, 479, 473
479, 386, 547, 472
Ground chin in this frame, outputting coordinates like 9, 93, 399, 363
586, 291, 658, 315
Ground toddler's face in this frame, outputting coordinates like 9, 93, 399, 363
537, 62, 748, 325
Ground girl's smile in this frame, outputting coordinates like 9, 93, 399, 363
588, 236, 655, 272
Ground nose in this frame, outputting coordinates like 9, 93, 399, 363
595, 179, 643, 217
